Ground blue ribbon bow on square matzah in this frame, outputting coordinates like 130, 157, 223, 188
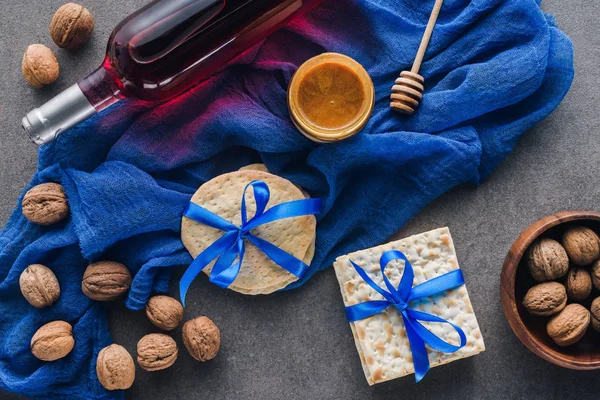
180, 180, 321, 304
345, 250, 467, 382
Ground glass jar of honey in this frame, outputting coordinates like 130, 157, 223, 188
288, 53, 374, 143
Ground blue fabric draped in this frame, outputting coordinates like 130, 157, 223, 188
344, 250, 467, 382
0, 0, 573, 398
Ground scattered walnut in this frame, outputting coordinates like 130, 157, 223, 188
31, 320, 74, 361
22, 44, 59, 88
591, 260, 600, 290
590, 297, 600, 332
547, 304, 590, 346
19, 264, 60, 308
50, 3, 94, 49
146, 295, 184, 331
182, 316, 220, 362
562, 226, 600, 266
527, 238, 569, 281
82, 261, 131, 301
137, 333, 178, 371
566, 268, 592, 301
22, 183, 69, 225
522, 282, 567, 316
96, 344, 135, 390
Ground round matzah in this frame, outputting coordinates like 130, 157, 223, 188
181, 170, 316, 294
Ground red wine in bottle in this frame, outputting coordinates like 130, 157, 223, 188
23, 0, 325, 145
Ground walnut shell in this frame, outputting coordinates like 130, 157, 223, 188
590, 297, 600, 332
146, 295, 184, 331
591, 260, 600, 290
50, 3, 94, 49
566, 268, 592, 301
96, 344, 135, 390
137, 334, 178, 371
182, 316, 220, 362
22, 44, 59, 88
522, 282, 567, 316
562, 226, 600, 266
31, 320, 74, 361
22, 183, 69, 225
547, 303, 590, 346
527, 238, 569, 282
82, 261, 131, 301
19, 264, 60, 308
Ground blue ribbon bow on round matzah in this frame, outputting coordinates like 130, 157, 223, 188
345, 250, 467, 382
180, 180, 321, 304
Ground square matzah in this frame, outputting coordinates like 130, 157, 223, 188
333, 227, 485, 385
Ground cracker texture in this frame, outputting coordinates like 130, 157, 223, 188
333, 227, 485, 385
239, 163, 269, 172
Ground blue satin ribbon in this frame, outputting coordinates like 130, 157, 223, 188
180, 180, 321, 305
345, 250, 467, 382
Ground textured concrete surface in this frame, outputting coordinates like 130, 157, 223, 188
1, 0, 599, 399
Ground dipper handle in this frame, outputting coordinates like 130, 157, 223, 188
412, 0, 444, 74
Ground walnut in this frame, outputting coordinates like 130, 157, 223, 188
591, 260, 600, 290
22, 183, 69, 225
82, 261, 131, 301
22, 44, 59, 88
137, 334, 178, 371
590, 297, 600, 332
146, 295, 184, 331
50, 3, 94, 49
566, 268, 592, 301
96, 344, 135, 390
31, 320, 74, 361
182, 316, 220, 362
562, 226, 600, 265
19, 264, 60, 308
527, 238, 569, 282
522, 282, 567, 316
547, 304, 590, 346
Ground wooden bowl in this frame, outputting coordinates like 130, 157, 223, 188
500, 210, 600, 369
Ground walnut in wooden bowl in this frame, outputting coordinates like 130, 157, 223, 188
501, 211, 600, 370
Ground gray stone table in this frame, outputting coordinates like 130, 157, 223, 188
1, 0, 599, 399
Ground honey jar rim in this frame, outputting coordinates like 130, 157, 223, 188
287, 52, 374, 143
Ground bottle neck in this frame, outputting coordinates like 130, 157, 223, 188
21, 64, 124, 145
78, 63, 124, 112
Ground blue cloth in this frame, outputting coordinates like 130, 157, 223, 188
0, 0, 573, 398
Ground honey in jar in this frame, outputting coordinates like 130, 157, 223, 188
288, 53, 374, 143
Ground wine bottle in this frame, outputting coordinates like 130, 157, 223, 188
22, 0, 325, 145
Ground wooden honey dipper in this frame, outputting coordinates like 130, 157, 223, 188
390, 0, 444, 115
